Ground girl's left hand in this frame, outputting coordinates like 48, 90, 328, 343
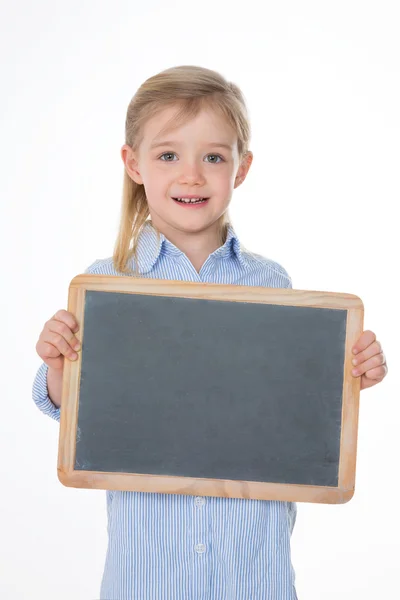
351, 330, 388, 390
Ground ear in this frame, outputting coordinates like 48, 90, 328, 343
234, 151, 253, 189
121, 144, 143, 185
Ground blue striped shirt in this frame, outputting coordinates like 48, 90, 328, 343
32, 221, 298, 600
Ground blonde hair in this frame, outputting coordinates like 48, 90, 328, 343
113, 65, 252, 274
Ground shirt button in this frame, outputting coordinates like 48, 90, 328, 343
194, 496, 205, 507
194, 543, 206, 554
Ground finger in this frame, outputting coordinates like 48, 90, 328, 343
44, 331, 79, 361
364, 364, 388, 380
36, 340, 69, 371
352, 340, 382, 366
352, 353, 386, 377
360, 375, 379, 390
37, 342, 67, 370
360, 365, 388, 389
47, 319, 81, 352
352, 330, 376, 355
40, 340, 76, 360
52, 309, 79, 334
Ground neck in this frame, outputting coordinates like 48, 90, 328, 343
150, 219, 226, 273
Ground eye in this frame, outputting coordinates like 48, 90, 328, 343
158, 152, 224, 163
205, 154, 224, 164
159, 152, 177, 161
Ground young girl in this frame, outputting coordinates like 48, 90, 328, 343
33, 65, 388, 600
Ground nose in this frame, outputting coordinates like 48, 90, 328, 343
177, 161, 206, 185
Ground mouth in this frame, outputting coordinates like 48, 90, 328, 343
172, 197, 209, 205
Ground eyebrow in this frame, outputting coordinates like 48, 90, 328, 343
150, 140, 233, 151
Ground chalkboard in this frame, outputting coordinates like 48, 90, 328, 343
58, 276, 364, 504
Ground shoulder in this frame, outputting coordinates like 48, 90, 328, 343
240, 247, 292, 289
84, 257, 124, 276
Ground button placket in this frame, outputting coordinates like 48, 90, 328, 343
192, 496, 208, 559
190, 495, 209, 597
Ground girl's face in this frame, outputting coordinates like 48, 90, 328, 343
122, 104, 252, 239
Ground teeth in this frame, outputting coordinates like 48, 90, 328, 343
174, 197, 206, 204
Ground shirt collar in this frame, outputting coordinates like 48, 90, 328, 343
133, 220, 244, 274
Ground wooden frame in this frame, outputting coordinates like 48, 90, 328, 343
58, 275, 364, 504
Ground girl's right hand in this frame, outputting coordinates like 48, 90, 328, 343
36, 310, 81, 371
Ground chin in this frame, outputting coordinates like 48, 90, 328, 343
176, 218, 222, 234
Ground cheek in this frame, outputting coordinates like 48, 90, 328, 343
217, 172, 236, 194
142, 166, 170, 198
144, 186, 167, 209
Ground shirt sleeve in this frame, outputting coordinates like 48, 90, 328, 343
285, 273, 293, 289
32, 361, 61, 423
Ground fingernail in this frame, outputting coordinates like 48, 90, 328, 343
352, 358, 358, 365
74, 342, 81, 351
352, 368, 359, 376
352, 348, 359, 354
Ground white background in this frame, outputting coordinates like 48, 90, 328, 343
1, 1, 398, 598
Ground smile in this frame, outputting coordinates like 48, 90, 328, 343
172, 197, 209, 204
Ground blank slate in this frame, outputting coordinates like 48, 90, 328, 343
58, 275, 364, 504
